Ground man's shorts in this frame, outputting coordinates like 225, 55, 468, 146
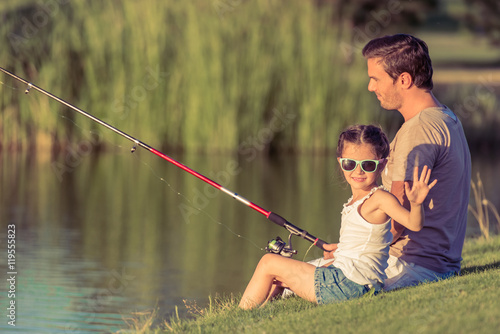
384, 255, 457, 291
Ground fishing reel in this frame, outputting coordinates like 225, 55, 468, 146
265, 234, 297, 258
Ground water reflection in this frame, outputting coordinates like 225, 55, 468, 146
0, 150, 347, 332
0, 149, 497, 332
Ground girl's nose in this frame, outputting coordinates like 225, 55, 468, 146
354, 164, 364, 174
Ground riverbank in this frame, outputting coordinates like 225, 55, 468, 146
126, 234, 500, 333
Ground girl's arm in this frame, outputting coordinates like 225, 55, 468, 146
378, 166, 437, 231
388, 180, 408, 240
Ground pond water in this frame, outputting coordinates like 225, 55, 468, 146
0, 147, 498, 333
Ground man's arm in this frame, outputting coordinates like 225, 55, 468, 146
390, 180, 412, 241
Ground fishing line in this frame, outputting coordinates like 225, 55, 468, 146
0, 80, 20, 91
2, 78, 120, 152
128, 151, 264, 251
5, 73, 264, 250
0, 66, 328, 254
302, 243, 316, 262
55, 98, 264, 249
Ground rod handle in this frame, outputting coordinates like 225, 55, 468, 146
267, 212, 327, 251
314, 238, 327, 250
267, 212, 287, 227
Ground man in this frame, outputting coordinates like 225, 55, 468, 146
357, 34, 472, 290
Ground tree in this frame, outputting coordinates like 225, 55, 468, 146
315, 0, 439, 62
464, 0, 500, 46
316, 0, 438, 30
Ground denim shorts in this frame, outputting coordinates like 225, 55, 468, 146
384, 255, 457, 291
314, 265, 371, 304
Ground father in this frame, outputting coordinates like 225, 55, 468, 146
357, 34, 472, 290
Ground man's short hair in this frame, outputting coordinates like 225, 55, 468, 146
362, 34, 433, 90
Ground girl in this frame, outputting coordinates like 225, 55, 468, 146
239, 125, 437, 309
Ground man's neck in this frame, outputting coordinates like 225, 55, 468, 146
399, 90, 441, 122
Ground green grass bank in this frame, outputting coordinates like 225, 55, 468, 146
126, 234, 500, 334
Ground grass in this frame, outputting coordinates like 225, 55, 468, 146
120, 234, 500, 334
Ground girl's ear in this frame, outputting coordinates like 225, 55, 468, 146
378, 158, 388, 172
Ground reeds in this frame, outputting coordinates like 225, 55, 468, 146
469, 173, 500, 239
120, 308, 158, 334
0, 0, 385, 153
0, 1, 498, 153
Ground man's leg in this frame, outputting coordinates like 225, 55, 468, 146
384, 255, 456, 291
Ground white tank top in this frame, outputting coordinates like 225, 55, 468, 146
333, 186, 393, 287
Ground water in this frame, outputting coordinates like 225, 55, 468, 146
1, 148, 498, 333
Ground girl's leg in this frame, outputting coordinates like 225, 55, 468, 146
239, 253, 317, 309
262, 282, 285, 305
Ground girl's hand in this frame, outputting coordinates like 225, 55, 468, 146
405, 165, 437, 205
323, 243, 338, 259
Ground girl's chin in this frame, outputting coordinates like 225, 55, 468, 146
348, 179, 378, 190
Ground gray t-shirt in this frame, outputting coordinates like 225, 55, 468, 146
382, 106, 471, 273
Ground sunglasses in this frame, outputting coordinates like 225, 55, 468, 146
338, 158, 385, 173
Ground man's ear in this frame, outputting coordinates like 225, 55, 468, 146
399, 72, 413, 89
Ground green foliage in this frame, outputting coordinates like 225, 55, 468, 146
464, 0, 500, 46
333, 0, 438, 29
0, 0, 383, 153
0, 1, 499, 153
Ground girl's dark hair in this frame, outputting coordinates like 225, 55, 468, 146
362, 34, 433, 90
336, 125, 390, 159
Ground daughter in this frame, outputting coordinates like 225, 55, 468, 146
239, 124, 437, 309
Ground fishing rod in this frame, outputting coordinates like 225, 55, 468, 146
0, 66, 328, 256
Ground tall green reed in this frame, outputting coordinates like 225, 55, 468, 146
4, 1, 495, 153
468, 173, 500, 239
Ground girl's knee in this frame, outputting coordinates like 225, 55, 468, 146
258, 253, 281, 271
